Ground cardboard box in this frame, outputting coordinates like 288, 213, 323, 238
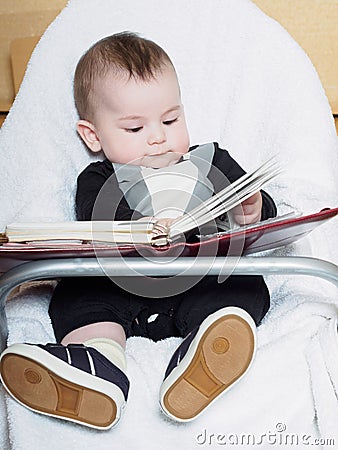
10, 36, 41, 95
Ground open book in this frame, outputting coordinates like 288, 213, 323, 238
0, 157, 281, 247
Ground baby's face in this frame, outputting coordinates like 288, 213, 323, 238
87, 66, 190, 168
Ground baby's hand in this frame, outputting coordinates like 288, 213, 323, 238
152, 218, 176, 237
232, 192, 262, 225
138, 217, 175, 236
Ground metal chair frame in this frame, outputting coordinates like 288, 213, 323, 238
1, 255, 338, 353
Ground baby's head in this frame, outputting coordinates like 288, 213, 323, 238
73, 32, 190, 168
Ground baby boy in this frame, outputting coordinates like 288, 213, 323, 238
0, 32, 276, 430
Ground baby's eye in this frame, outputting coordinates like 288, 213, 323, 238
125, 126, 143, 133
163, 118, 178, 126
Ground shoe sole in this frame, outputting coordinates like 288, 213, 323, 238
0, 345, 124, 429
160, 308, 256, 421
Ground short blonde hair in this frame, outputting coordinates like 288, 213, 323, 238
73, 31, 174, 120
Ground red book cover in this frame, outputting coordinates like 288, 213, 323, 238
0, 207, 337, 273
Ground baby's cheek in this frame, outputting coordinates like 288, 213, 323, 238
176, 126, 190, 154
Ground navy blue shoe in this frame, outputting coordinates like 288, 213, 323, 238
0, 343, 129, 429
159, 307, 256, 422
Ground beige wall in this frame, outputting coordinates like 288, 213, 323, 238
252, 0, 338, 133
0, 0, 67, 113
1, 0, 337, 132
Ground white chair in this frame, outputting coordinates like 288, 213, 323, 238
0, 1, 337, 448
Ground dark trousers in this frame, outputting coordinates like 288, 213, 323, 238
49, 274, 270, 343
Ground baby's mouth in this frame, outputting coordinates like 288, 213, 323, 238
148, 149, 171, 156
143, 151, 180, 168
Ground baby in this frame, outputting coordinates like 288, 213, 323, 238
0, 32, 276, 430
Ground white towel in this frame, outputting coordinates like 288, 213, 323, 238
305, 317, 338, 448
0, 0, 337, 448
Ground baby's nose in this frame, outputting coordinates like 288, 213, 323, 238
148, 127, 166, 145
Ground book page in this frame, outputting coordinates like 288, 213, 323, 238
169, 157, 281, 239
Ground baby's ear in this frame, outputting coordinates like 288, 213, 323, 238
76, 120, 102, 153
